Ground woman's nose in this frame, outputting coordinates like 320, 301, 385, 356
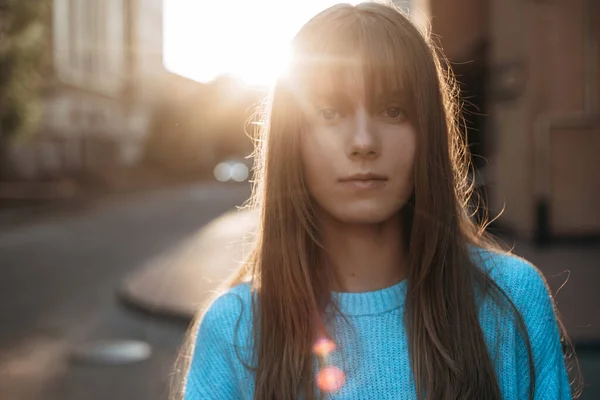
349, 109, 380, 159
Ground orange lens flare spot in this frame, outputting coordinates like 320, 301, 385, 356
316, 366, 346, 393
313, 337, 336, 356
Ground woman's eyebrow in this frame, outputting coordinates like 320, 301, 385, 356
372, 90, 405, 103
309, 90, 355, 107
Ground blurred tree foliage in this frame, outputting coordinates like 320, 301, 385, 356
0, 0, 51, 151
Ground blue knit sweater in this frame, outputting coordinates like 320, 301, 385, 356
185, 248, 572, 399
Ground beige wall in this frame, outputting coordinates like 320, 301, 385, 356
428, 0, 600, 238
489, 0, 600, 237
487, 0, 534, 236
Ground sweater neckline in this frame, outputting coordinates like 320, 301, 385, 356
330, 278, 408, 316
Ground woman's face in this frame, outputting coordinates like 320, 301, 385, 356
300, 74, 417, 224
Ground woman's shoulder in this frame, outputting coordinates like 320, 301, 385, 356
204, 282, 253, 317
197, 282, 254, 346
186, 283, 254, 398
469, 245, 552, 310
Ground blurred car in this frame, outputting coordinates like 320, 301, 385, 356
213, 157, 253, 183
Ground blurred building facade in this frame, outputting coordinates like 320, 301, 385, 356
5, 0, 165, 180
430, 0, 599, 240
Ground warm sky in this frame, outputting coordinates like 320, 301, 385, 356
163, 0, 360, 87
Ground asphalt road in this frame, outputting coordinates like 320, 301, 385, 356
0, 182, 251, 400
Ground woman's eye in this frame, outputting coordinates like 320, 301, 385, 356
318, 108, 340, 120
382, 107, 406, 120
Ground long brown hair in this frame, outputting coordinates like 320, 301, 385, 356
174, 2, 580, 399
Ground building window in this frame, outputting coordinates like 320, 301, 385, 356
53, 0, 125, 94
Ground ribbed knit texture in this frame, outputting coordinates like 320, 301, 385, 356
185, 248, 572, 399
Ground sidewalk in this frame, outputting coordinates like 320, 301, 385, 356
119, 208, 257, 322
120, 209, 600, 346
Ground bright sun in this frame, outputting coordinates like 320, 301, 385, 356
163, 0, 359, 88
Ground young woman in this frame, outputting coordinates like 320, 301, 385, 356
179, 2, 579, 399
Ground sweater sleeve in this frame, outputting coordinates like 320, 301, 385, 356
513, 261, 572, 400
184, 293, 245, 400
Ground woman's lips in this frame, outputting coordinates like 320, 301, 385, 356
339, 179, 387, 189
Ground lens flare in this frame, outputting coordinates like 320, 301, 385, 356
316, 366, 346, 393
312, 337, 336, 357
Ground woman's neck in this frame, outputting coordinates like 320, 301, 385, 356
319, 212, 407, 293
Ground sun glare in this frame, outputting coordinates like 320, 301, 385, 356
163, 0, 360, 88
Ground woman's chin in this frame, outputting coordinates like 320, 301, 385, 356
330, 204, 400, 225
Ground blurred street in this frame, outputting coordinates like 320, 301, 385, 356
0, 182, 251, 400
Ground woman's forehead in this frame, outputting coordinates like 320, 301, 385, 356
301, 64, 406, 105
313, 67, 366, 98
